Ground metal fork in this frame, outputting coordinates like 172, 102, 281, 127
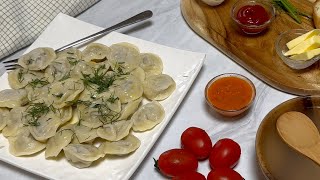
3, 10, 153, 70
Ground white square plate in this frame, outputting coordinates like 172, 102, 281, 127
0, 13, 205, 180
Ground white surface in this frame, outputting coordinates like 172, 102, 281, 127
0, 14, 205, 180
0, 0, 297, 180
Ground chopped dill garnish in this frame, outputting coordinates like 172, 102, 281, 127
28, 78, 49, 89
81, 65, 116, 94
107, 93, 119, 103
113, 62, 129, 76
67, 57, 79, 66
92, 102, 120, 124
17, 69, 24, 83
25, 103, 50, 126
52, 93, 63, 98
59, 72, 71, 82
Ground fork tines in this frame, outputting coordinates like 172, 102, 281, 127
3, 59, 18, 64
4, 63, 20, 70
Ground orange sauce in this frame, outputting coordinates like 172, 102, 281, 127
207, 76, 253, 111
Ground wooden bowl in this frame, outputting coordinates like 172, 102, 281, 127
256, 96, 320, 180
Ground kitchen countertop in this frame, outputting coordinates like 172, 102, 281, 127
0, 0, 295, 179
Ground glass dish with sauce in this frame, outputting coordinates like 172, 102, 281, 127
231, 0, 275, 35
205, 73, 256, 117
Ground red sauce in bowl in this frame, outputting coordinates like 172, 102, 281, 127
207, 76, 253, 111
231, 2, 273, 34
236, 5, 270, 26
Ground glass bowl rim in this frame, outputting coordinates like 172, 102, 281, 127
230, 0, 276, 28
205, 73, 256, 113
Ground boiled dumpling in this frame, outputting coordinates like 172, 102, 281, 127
28, 116, 61, 142
47, 78, 84, 108
45, 124, 74, 158
77, 98, 121, 128
77, 103, 103, 128
108, 42, 141, 73
8, 127, 46, 156
131, 101, 165, 131
97, 119, 133, 141
2, 107, 27, 137
57, 47, 82, 60
73, 124, 98, 143
82, 43, 110, 62
8, 68, 45, 89
0, 89, 28, 108
130, 67, 145, 82
143, 74, 176, 100
44, 57, 72, 83
53, 106, 73, 125
0, 108, 9, 131
18, 47, 56, 70
113, 75, 143, 103
63, 144, 103, 168
70, 60, 93, 79
99, 134, 140, 155
139, 53, 163, 76
118, 97, 142, 120
26, 85, 50, 103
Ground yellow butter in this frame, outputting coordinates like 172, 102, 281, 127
290, 48, 320, 61
286, 29, 320, 50
284, 35, 320, 56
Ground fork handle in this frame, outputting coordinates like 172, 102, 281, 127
55, 10, 153, 52
3, 10, 153, 64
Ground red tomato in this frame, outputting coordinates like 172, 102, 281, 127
207, 168, 243, 180
172, 171, 206, 180
181, 127, 212, 160
209, 138, 241, 169
156, 149, 198, 177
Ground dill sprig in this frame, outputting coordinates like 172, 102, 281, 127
28, 78, 49, 89
17, 69, 24, 83
25, 103, 51, 126
59, 72, 71, 82
67, 57, 79, 66
82, 65, 116, 94
93, 102, 120, 124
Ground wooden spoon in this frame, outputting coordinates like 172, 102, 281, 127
276, 111, 320, 166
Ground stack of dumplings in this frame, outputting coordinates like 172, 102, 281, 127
0, 42, 176, 168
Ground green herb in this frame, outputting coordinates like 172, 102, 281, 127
52, 93, 63, 98
25, 103, 50, 126
67, 52, 74, 55
114, 62, 129, 76
17, 69, 24, 83
272, 0, 311, 24
28, 78, 49, 89
67, 57, 79, 66
93, 102, 120, 124
82, 65, 116, 94
107, 93, 119, 103
59, 72, 71, 82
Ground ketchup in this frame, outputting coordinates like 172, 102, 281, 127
235, 4, 270, 34
237, 5, 269, 25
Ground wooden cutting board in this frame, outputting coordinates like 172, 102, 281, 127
181, 0, 320, 95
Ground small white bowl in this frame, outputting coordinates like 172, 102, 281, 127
275, 29, 320, 70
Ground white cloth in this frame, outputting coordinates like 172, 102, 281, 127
0, 0, 100, 60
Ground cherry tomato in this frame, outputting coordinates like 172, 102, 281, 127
172, 171, 206, 180
209, 138, 241, 169
181, 127, 212, 160
156, 149, 198, 177
207, 168, 243, 180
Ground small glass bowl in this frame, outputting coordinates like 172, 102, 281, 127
231, 0, 275, 35
205, 73, 256, 117
275, 29, 320, 70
